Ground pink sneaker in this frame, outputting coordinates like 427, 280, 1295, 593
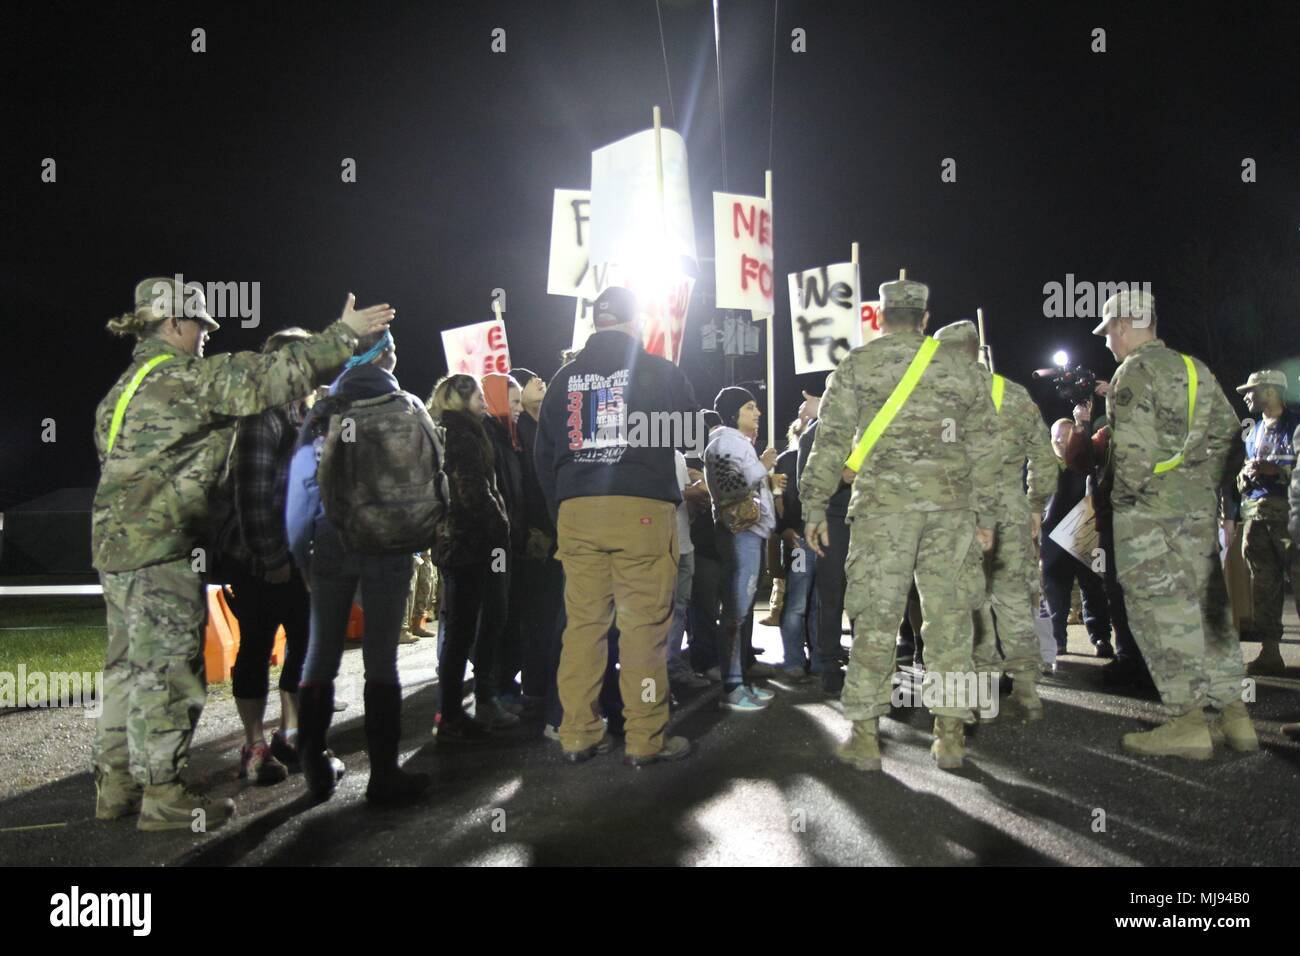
240, 741, 288, 785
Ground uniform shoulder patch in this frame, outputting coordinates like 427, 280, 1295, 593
1115, 387, 1133, 407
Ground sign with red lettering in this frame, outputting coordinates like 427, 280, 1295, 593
441, 320, 511, 377
712, 192, 774, 315
570, 270, 692, 365
861, 300, 883, 341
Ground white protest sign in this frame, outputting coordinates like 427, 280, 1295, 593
570, 270, 693, 364
861, 300, 883, 341
1048, 497, 1100, 570
713, 191, 774, 315
441, 320, 511, 377
589, 127, 697, 269
547, 189, 597, 297
788, 262, 862, 374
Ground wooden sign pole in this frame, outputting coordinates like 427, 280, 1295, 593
764, 169, 776, 451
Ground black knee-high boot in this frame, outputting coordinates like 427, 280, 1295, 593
298, 682, 346, 801
364, 682, 431, 805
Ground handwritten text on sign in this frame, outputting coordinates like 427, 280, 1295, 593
441, 320, 511, 377
547, 189, 599, 298
861, 300, 883, 341
712, 191, 774, 315
788, 263, 861, 374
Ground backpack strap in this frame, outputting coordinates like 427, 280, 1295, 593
106, 353, 175, 454
845, 336, 941, 472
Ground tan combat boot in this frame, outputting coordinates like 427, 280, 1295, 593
1007, 676, 1044, 722
1213, 700, 1259, 752
1122, 708, 1213, 761
138, 780, 236, 832
94, 768, 143, 820
931, 716, 966, 770
758, 578, 786, 627
835, 719, 882, 771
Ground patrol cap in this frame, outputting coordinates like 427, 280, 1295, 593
933, 320, 979, 346
134, 277, 220, 331
878, 279, 929, 312
1092, 289, 1154, 335
592, 286, 638, 329
1236, 369, 1287, 394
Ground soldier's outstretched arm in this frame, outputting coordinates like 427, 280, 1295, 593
798, 362, 857, 529
1108, 359, 1158, 500
198, 295, 393, 418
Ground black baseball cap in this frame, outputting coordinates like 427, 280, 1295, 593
593, 286, 638, 328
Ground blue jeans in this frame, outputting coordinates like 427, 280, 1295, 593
716, 527, 764, 688
779, 540, 818, 669
302, 520, 413, 687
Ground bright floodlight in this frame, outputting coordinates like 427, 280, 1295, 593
1053, 350, 1069, 367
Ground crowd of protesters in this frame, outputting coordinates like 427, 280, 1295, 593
89, 277, 1299, 831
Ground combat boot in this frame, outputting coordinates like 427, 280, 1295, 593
363, 682, 431, 806
94, 767, 142, 820
1246, 641, 1285, 676
758, 578, 785, 626
138, 780, 235, 832
835, 719, 882, 771
1122, 708, 1213, 761
298, 683, 346, 801
1212, 700, 1259, 753
1007, 676, 1044, 722
931, 716, 966, 770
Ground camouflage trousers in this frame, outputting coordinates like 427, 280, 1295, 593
841, 509, 984, 722
93, 557, 207, 785
972, 515, 1041, 680
1113, 509, 1244, 715
403, 550, 437, 625
1241, 518, 1300, 645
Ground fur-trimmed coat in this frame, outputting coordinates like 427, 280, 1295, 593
434, 409, 510, 568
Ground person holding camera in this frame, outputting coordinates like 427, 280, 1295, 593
92, 279, 392, 830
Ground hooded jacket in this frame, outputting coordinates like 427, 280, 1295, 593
434, 408, 510, 568
534, 329, 697, 521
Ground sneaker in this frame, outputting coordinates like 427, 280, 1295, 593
543, 724, 562, 742
269, 731, 300, 769
475, 698, 520, 729
624, 735, 692, 767
138, 780, 235, 832
239, 741, 289, 785
721, 685, 768, 711
746, 684, 775, 702
562, 734, 618, 764
94, 768, 143, 820
1094, 642, 1116, 660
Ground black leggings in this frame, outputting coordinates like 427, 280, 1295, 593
228, 564, 310, 699
440, 560, 507, 721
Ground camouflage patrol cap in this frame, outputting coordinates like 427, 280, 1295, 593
933, 320, 979, 346
134, 277, 220, 331
878, 279, 929, 312
1092, 289, 1154, 335
1236, 369, 1287, 394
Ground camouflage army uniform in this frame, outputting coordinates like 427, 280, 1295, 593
1107, 338, 1244, 715
800, 326, 1001, 723
403, 550, 438, 628
92, 322, 358, 786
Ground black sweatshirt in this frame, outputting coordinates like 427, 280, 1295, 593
534, 329, 697, 521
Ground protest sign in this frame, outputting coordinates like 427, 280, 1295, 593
569, 270, 692, 364
788, 262, 862, 374
547, 189, 597, 298
1048, 497, 1101, 570
861, 300, 883, 341
589, 127, 697, 270
712, 191, 774, 315
441, 320, 511, 377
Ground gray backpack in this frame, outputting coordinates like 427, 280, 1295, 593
318, 391, 450, 553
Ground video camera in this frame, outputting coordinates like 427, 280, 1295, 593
1032, 360, 1098, 405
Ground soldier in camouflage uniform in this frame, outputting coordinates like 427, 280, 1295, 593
399, 551, 438, 643
1094, 290, 1254, 760
92, 277, 394, 830
934, 321, 1056, 720
801, 280, 1001, 771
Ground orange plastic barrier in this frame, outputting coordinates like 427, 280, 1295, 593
202, 585, 296, 682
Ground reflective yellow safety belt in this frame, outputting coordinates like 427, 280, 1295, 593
845, 336, 941, 472
1153, 354, 1198, 475
106, 354, 174, 454
991, 373, 1006, 412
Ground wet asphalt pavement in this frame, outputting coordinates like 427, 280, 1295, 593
3, 616, 1299, 867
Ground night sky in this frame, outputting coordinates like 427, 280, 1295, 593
2, 0, 1297, 510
